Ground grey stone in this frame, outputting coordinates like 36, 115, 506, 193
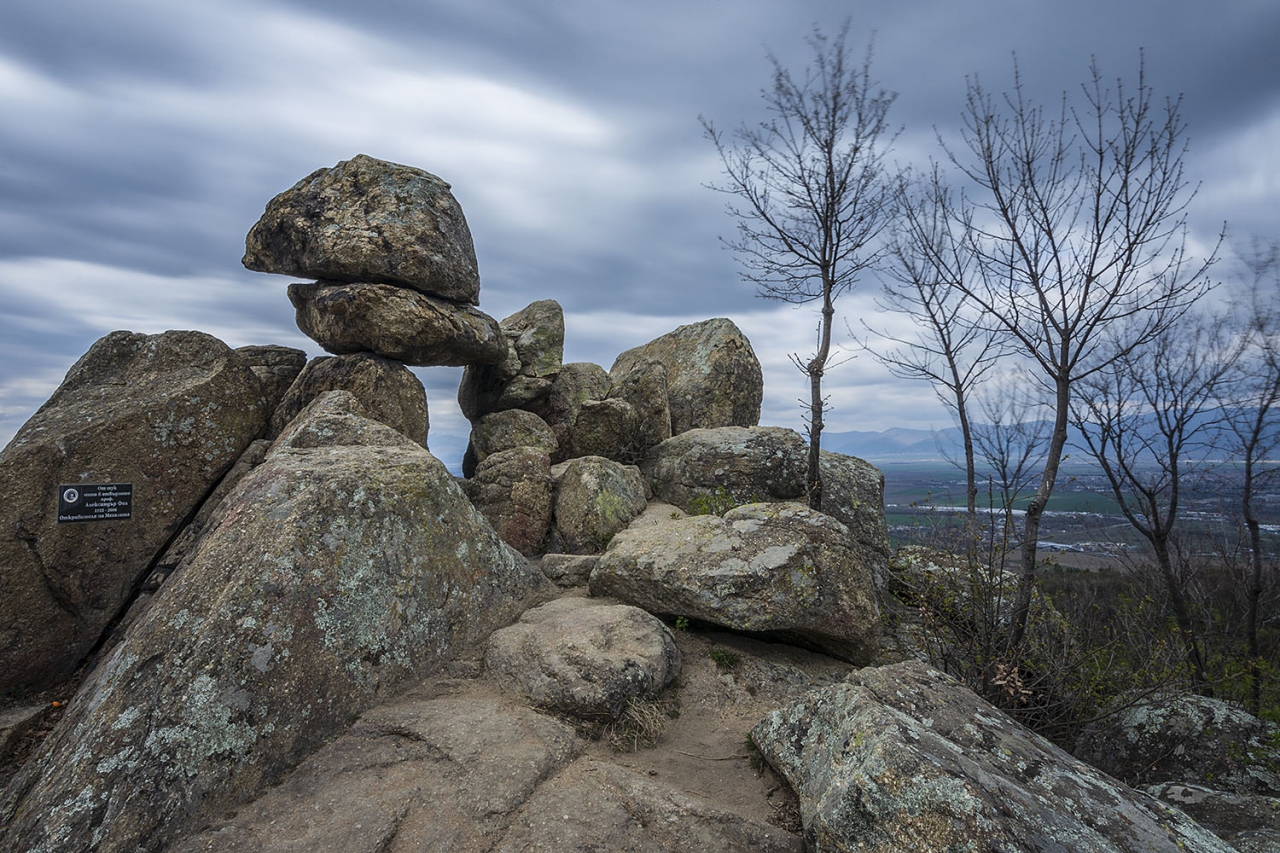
641, 426, 807, 513
484, 597, 681, 719
569, 397, 638, 462
592, 502, 880, 663
0, 330, 268, 693
469, 409, 557, 471
457, 300, 565, 420
530, 361, 612, 463
819, 449, 891, 591
170, 694, 581, 853
287, 281, 506, 366
1147, 782, 1280, 850
460, 447, 554, 557
609, 358, 672, 455
0, 392, 554, 853
753, 660, 1235, 853
551, 456, 648, 555
540, 554, 599, 587
233, 345, 307, 411
243, 154, 480, 304
269, 353, 428, 447
1075, 693, 1280, 796
611, 318, 762, 435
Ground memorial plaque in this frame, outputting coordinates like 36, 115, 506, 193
57, 483, 134, 523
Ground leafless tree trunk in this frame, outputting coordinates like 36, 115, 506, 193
703, 22, 897, 510
1071, 317, 1239, 691
936, 56, 1218, 652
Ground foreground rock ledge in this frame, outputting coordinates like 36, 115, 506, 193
0, 392, 553, 853
752, 660, 1235, 853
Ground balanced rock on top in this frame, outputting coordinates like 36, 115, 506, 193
244, 154, 481, 304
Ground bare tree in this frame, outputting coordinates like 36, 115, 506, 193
1071, 317, 1239, 690
864, 167, 1004, 520
972, 381, 1049, 530
1217, 240, 1280, 714
703, 22, 897, 511
938, 56, 1219, 651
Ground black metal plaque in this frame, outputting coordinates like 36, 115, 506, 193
57, 483, 133, 523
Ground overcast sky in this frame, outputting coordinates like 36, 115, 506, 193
2, 0, 1277, 458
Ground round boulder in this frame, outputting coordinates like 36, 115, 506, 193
270, 353, 429, 447
641, 426, 807, 513
470, 409, 558, 469
552, 456, 648, 555
243, 154, 481, 304
461, 447, 555, 557
484, 597, 681, 719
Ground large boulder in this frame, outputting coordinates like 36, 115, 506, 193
568, 397, 638, 462
0, 330, 268, 694
287, 281, 506, 366
611, 318, 762, 435
484, 597, 681, 719
1074, 693, 1280, 796
591, 502, 880, 663
0, 392, 554, 853
1147, 783, 1280, 852
460, 447, 554, 557
609, 358, 672, 454
269, 353, 429, 447
233, 345, 307, 411
243, 154, 481, 304
529, 361, 611, 462
819, 449, 891, 591
753, 661, 1235, 853
469, 409, 557, 471
457, 299, 566, 420
641, 426, 807, 513
551, 456, 648, 555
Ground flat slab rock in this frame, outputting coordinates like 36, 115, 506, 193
752, 660, 1235, 853
171, 683, 799, 853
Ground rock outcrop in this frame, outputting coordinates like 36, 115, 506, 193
551, 456, 648, 554
233, 344, 307, 411
611, 317, 762, 435
458, 299, 565, 419
1147, 783, 1280, 852
484, 597, 681, 719
642, 425, 808, 511
753, 660, 1235, 853
0, 330, 268, 693
243, 154, 481, 304
1074, 693, 1280, 796
288, 280, 506, 366
0, 392, 553, 853
460, 447, 554, 557
268, 352, 429, 447
592, 502, 880, 663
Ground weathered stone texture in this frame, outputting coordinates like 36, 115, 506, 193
0, 392, 553, 853
592, 502, 880, 663
641, 426, 807, 512
551, 456, 648, 555
485, 597, 681, 719
753, 661, 1235, 853
269, 352, 428, 447
233, 344, 307, 411
611, 318, 762, 435
0, 330, 267, 693
288, 280, 506, 366
460, 447, 554, 556
243, 154, 481, 304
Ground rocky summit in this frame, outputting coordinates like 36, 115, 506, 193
2, 158, 1277, 852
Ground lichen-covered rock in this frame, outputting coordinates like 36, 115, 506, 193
288, 281, 506, 366
0, 330, 268, 694
611, 318, 762, 435
753, 661, 1235, 853
461, 447, 554, 557
233, 345, 307, 411
169, 695, 581, 853
592, 502, 880, 663
609, 358, 671, 454
269, 353, 429, 447
568, 398, 638, 462
0, 392, 554, 853
1147, 783, 1280, 851
457, 300, 566, 420
641, 426, 807, 513
243, 154, 481, 304
469, 409, 557, 470
540, 554, 599, 587
1074, 693, 1280, 796
484, 597, 681, 719
551, 456, 648, 555
819, 449, 890, 591
530, 362, 611, 463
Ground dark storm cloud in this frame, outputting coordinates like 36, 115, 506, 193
1, 0, 1276, 449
